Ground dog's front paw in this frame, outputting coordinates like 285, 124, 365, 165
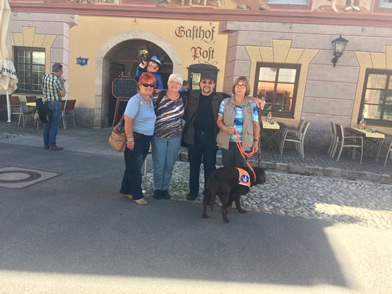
238, 208, 247, 213
202, 214, 209, 219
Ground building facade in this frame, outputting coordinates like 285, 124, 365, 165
8, 0, 392, 149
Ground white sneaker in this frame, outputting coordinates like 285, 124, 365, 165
353, 6, 360, 11
344, 6, 352, 11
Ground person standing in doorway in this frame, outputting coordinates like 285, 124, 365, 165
136, 55, 164, 89
42, 63, 66, 151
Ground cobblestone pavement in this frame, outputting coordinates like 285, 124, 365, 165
142, 162, 392, 230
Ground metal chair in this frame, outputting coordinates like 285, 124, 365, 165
279, 121, 310, 158
380, 141, 392, 167
328, 121, 337, 157
61, 99, 76, 129
9, 96, 26, 127
333, 124, 363, 164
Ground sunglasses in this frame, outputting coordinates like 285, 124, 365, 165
141, 83, 155, 88
201, 80, 214, 85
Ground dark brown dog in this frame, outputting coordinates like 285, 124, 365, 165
202, 166, 266, 223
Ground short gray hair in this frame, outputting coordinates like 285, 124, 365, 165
168, 73, 183, 86
52, 63, 63, 73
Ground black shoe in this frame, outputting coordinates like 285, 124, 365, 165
153, 190, 162, 199
161, 190, 171, 200
186, 191, 198, 201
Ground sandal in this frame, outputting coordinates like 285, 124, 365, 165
134, 198, 148, 205
120, 193, 133, 199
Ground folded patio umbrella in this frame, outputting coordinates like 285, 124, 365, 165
0, 0, 18, 122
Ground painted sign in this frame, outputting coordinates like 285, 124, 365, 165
175, 25, 218, 65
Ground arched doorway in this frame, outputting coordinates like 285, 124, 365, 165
95, 31, 181, 128
106, 40, 173, 126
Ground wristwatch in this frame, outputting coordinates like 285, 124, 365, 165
127, 138, 134, 142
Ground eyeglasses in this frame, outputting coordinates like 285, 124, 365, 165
169, 81, 181, 86
141, 83, 155, 88
201, 80, 214, 85
235, 84, 246, 88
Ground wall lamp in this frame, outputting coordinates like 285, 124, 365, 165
331, 35, 349, 67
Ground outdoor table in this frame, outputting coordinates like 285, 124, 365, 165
348, 127, 385, 161
260, 120, 281, 150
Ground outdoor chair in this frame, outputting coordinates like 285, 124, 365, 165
328, 121, 337, 157
9, 96, 28, 128
61, 99, 76, 129
0, 95, 6, 116
333, 124, 363, 164
26, 96, 37, 103
379, 141, 392, 167
279, 121, 310, 158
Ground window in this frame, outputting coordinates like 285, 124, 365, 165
14, 47, 45, 94
378, 0, 392, 9
254, 63, 300, 118
359, 69, 392, 126
266, 0, 308, 5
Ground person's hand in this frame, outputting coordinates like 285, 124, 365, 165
253, 141, 259, 152
139, 60, 147, 68
255, 98, 265, 110
126, 141, 135, 150
224, 126, 235, 135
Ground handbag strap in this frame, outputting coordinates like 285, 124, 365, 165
116, 95, 143, 128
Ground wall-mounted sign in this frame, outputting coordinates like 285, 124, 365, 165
175, 25, 217, 65
76, 57, 88, 66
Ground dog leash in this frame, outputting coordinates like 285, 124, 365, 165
231, 129, 256, 181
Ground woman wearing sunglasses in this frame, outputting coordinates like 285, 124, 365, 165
120, 73, 157, 205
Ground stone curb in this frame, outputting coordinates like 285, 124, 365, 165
178, 150, 392, 185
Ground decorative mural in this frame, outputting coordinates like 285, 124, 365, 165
11, 0, 379, 14
311, 0, 373, 13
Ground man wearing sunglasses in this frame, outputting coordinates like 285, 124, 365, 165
182, 71, 229, 201
183, 71, 265, 201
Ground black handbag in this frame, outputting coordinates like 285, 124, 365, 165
36, 98, 48, 124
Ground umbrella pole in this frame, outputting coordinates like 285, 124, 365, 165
6, 92, 11, 122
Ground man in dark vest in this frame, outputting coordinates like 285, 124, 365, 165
182, 72, 224, 200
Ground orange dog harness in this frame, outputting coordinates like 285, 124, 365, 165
237, 168, 251, 187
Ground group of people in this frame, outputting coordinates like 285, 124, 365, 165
121, 59, 264, 205
39, 60, 264, 206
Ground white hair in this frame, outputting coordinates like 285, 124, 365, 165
168, 73, 183, 85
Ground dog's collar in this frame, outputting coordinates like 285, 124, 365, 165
236, 168, 251, 187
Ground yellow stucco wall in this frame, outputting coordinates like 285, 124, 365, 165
69, 16, 228, 109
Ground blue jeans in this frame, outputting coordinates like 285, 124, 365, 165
151, 136, 181, 191
120, 132, 152, 200
187, 131, 217, 194
221, 142, 246, 168
43, 101, 62, 146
